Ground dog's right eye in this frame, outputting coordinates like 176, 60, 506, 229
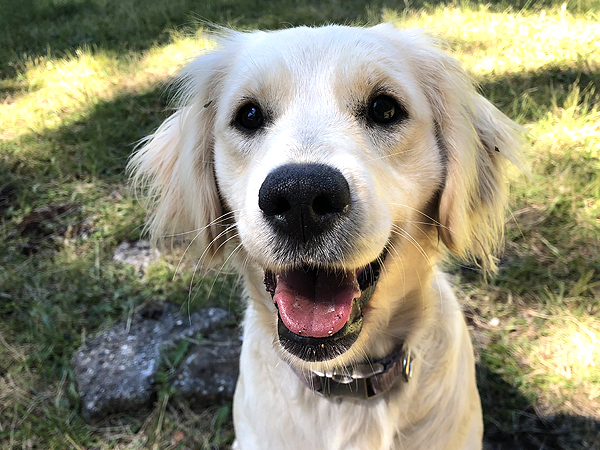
235, 103, 265, 131
367, 95, 408, 125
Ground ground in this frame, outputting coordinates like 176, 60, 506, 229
0, 0, 599, 449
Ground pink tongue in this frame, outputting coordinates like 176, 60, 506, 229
273, 268, 361, 338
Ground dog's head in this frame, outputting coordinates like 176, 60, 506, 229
130, 24, 520, 367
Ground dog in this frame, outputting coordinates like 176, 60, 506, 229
129, 24, 521, 450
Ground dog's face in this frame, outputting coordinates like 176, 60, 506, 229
212, 26, 445, 362
130, 25, 519, 369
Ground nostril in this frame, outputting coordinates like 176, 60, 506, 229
259, 194, 292, 216
272, 197, 291, 216
312, 195, 336, 216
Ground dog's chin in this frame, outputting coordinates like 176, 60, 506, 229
264, 247, 388, 362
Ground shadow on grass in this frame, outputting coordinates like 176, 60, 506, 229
1, 86, 170, 213
478, 363, 600, 450
46, 88, 169, 180
479, 66, 600, 122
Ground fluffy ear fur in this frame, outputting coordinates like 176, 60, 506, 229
436, 94, 523, 269
128, 50, 230, 266
432, 67, 522, 271
376, 25, 522, 270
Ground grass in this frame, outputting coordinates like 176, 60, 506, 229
1, 0, 599, 448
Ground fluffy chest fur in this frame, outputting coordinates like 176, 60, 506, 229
232, 272, 483, 450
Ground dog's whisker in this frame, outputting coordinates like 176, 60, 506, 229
194, 223, 238, 268
385, 203, 450, 230
397, 221, 440, 249
176, 221, 233, 278
204, 231, 241, 278
202, 241, 245, 307
186, 228, 239, 309
185, 235, 242, 315
158, 210, 239, 239
168, 210, 239, 278
390, 225, 447, 315
387, 240, 408, 304
390, 225, 446, 311
390, 226, 434, 271
174, 228, 203, 280
227, 270, 245, 313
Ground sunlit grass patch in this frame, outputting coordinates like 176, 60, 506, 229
531, 86, 600, 233
479, 82, 600, 424
386, 4, 600, 74
1, 33, 214, 141
462, 276, 600, 425
524, 311, 600, 407
500, 86, 600, 300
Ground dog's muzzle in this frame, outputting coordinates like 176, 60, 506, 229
259, 163, 387, 362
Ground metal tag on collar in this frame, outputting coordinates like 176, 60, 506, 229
318, 377, 371, 399
312, 362, 385, 384
352, 362, 385, 379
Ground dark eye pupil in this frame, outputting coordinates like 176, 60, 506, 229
236, 103, 264, 130
369, 95, 405, 124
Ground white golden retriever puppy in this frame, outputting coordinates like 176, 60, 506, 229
130, 24, 521, 450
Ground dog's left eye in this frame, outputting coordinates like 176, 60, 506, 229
368, 95, 407, 125
235, 103, 265, 131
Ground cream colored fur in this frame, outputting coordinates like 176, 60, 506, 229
129, 24, 521, 450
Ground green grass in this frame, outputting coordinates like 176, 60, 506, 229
1, 0, 600, 448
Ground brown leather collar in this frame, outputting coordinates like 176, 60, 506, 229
291, 344, 413, 400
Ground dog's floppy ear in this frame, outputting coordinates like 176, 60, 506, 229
436, 92, 522, 270
418, 40, 522, 270
377, 25, 522, 270
128, 50, 230, 266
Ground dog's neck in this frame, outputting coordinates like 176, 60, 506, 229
290, 343, 413, 400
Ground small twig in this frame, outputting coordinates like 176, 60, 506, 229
65, 434, 84, 450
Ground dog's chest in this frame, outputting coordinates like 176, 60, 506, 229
235, 367, 400, 449
234, 314, 417, 450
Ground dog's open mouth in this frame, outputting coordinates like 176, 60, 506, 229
264, 247, 387, 361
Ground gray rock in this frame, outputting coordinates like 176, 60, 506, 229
112, 240, 159, 273
72, 303, 239, 421
172, 327, 241, 408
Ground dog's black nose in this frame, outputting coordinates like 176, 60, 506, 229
258, 163, 351, 242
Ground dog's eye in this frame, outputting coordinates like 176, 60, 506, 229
235, 103, 265, 131
368, 95, 407, 125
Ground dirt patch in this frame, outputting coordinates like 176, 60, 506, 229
9, 202, 93, 254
